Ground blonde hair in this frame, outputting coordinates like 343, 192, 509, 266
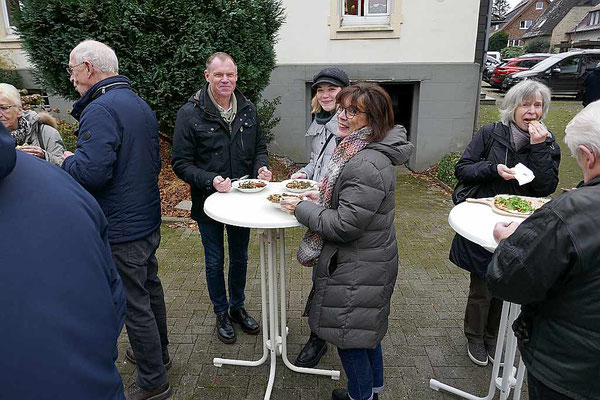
0, 83, 22, 107
311, 95, 322, 114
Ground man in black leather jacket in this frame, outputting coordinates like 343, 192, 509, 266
488, 102, 600, 400
172, 52, 271, 344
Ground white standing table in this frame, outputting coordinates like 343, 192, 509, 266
429, 201, 527, 400
204, 182, 340, 400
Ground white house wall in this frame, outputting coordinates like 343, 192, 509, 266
275, 0, 480, 64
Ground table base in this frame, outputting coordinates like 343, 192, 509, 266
429, 301, 526, 400
213, 229, 340, 400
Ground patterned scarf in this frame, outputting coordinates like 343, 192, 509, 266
297, 126, 372, 266
10, 117, 30, 146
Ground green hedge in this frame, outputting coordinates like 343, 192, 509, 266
13, 0, 285, 140
436, 152, 461, 188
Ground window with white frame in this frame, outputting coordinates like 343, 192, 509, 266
588, 10, 600, 26
1, 0, 20, 36
536, 2, 543, 10
341, 0, 391, 27
520, 20, 532, 29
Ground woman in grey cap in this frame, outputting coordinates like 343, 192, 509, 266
291, 67, 350, 369
291, 67, 350, 182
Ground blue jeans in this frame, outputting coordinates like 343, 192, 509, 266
198, 221, 250, 314
337, 344, 384, 400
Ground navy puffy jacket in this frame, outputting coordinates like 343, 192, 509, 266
62, 76, 161, 243
0, 128, 126, 399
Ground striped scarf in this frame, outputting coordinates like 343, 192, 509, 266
297, 126, 372, 267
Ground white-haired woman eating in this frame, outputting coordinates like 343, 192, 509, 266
449, 80, 561, 366
0, 83, 65, 166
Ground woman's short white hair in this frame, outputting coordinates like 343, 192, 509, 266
500, 80, 551, 125
565, 100, 600, 158
70, 40, 119, 74
0, 83, 22, 107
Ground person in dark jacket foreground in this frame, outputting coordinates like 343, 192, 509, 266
0, 126, 126, 399
449, 80, 561, 366
172, 52, 271, 345
582, 63, 600, 107
281, 83, 414, 400
292, 67, 350, 369
62, 40, 170, 400
488, 101, 600, 400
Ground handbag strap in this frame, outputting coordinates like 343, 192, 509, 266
316, 132, 335, 163
479, 123, 496, 161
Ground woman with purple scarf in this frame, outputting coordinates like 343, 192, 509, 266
281, 82, 414, 400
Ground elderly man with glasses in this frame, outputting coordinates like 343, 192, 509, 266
62, 40, 170, 400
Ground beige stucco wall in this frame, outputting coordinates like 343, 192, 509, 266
551, 7, 595, 50
275, 0, 481, 64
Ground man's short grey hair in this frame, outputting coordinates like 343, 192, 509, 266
499, 80, 551, 125
70, 40, 119, 74
565, 100, 600, 158
0, 83, 22, 107
205, 52, 237, 72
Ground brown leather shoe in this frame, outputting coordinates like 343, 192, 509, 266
125, 347, 172, 370
125, 382, 171, 400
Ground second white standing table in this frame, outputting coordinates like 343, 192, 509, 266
429, 201, 527, 400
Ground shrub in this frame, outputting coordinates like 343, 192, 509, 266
488, 31, 509, 52
524, 38, 550, 54
56, 119, 78, 153
501, 46, 525, 59
0, 54, 23, 88
13, 0, 285, 140
257, 96, 281, 144
436, 152, 461, 188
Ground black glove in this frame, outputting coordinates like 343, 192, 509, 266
512, 312, 532, 347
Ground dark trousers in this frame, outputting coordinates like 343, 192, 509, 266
464, 272, 502, 345
198, 221, 250, 314
337, 344, 384, 400
111, 228, 169, 390
528, 372, 574, 400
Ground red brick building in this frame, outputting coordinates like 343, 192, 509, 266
500, 0, 552, 46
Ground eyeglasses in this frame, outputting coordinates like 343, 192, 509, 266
0, 104, 17, 114
336, 105, 367, 119
66, 62, 86, 75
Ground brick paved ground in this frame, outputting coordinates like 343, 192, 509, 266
117, 169, 526, 399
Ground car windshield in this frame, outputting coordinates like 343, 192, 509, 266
529, 55, 568, 72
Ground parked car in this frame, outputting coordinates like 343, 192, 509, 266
487, 51, 502, 64
502, 50, 600, 97
490, 54, 551, 89
483, 55, 501, 83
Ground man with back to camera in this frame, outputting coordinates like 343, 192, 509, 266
172, 52, 271, 344
0, 126, 126, 399
62, 40, 170, 400
488, 101, 600, 400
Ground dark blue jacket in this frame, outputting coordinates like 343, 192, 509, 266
0, 128, 126, 399
62, 75, 161, 243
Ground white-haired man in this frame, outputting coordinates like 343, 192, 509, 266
488, 101, 600, 399
172, 52, 270, 344
62, 40, 170, 400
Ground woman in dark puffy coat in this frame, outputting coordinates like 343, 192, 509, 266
281, 82, 414, 400
449, 80, 561, 367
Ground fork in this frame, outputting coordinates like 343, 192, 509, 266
230, 174, 250, 182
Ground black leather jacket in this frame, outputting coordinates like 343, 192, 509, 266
487, 176, 600, 400
172, 84, 268, 222
449, 122, 561, 277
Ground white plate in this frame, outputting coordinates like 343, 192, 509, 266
281, 179, 318, 193
232, 179, 268, 193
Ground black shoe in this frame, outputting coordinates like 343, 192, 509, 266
125, 347, 172, 370
467, 340, 488, 366
294, 332, 327, 368
125, 382, 171, 400
216, 312, 236, 344
229, 307, 260, 335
